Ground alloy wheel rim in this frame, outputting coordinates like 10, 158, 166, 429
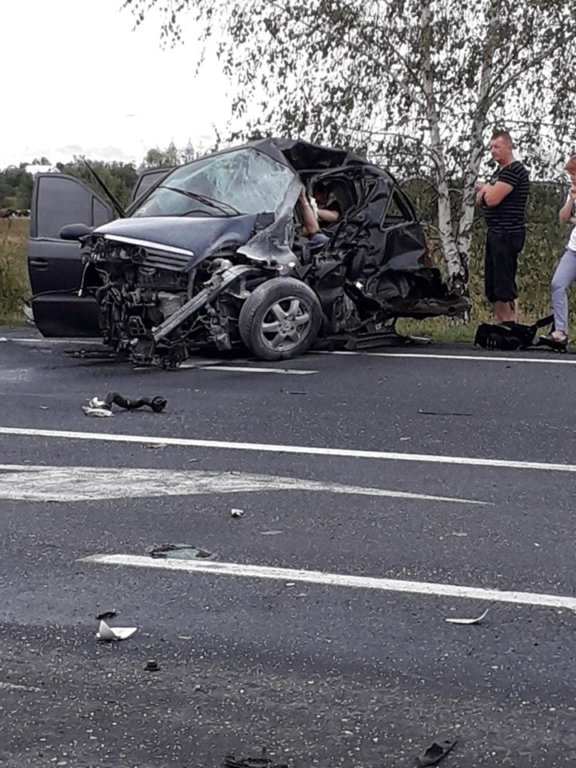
259, 296, 312, 351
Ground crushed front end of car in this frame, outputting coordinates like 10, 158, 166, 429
79, 145, 320, 367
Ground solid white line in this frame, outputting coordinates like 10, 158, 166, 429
319, 350, 576, 365
199, 365, 317, 375
0, 337, 102, 345
1, 426, 575, 473
82, 554, 576, 610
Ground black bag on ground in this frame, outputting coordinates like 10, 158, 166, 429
474, 315, 554, 351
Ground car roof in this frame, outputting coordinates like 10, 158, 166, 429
183, 137, 399, 187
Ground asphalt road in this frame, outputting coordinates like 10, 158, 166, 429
1, 327, 576, 768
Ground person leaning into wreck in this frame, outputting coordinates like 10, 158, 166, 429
475, 130, 530, 324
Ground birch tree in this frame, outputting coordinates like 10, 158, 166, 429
123, 0, 576, 294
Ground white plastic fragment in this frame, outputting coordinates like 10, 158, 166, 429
88, 397, 107, 408
82, 406, 113, 418
82, 396, 113, 418
445, 607, 491, 625
230, 508, 245, 518
82, 397, 112, 417
96, 619, 137, 641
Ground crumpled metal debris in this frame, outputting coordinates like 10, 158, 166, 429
82, 391, 167, 417
223, 748, 287, 768
149, 544, 215, 560
416, 738, 458, 766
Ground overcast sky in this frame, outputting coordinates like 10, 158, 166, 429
1, 0, 232, 168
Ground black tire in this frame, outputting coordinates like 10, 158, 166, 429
238, 277, 323, 360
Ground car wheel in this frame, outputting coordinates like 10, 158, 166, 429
238, 277, 323, 360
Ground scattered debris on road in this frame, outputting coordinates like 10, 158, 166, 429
223, 747, 287, 768
149, 544, 215, 560
95, 610, 118, 621
445, 606, 491, 625
416, 738, 458, 766
96, 618, 137, 642
82, 392, 167, 417
231, 508, 245, 518
82, 398, 114, 417
144, 660, 159, 672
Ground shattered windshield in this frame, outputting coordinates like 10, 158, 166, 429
131, 148, 295, 218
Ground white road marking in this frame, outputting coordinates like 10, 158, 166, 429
0, 681, 41, 693
82, 554, 576, 611
0, 337, 102, 345
1, 336, 571, 364
319, 350, 576, 365
199, 365, 317, 375
1, 426, 575, 473
0, 463, 484, 504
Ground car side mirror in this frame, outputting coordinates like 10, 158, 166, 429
59, 223, 93, 241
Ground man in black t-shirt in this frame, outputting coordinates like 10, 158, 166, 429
476, 130, 530, 323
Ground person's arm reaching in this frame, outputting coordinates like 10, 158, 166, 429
559, 187, 576, 225
299, 189, 320, 236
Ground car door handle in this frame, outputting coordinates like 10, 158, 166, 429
30, 258, 49, 269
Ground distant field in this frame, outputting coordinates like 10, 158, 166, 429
0, 215, 571, 341
0, 218, 30, 324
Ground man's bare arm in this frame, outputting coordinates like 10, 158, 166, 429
317, 207, 340, 223
482, 181, 514, 207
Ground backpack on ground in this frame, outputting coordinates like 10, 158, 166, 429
474, 315, 554, 351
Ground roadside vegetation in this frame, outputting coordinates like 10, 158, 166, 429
0, 218, 29, 325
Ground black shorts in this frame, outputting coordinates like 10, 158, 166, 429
484, 228, 525, 303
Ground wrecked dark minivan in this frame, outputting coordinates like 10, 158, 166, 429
28, 138, 469, 367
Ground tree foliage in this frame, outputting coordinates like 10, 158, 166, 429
123, 0, 576, 292
0, 142, 198, 211
0, 165, 34, 211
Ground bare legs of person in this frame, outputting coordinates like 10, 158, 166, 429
494, 299, 517, 324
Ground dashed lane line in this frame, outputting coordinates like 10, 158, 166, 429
1, 426, 576, 473
82, 554, 576, 611
193, 365, 317, 375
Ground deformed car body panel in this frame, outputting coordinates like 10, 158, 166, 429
92, 214, 259, 271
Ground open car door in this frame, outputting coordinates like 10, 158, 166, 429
28, 173, 115, 336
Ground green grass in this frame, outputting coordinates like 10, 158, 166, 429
0, 218, 30, 324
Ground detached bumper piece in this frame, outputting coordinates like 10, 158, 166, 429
82, 391, 167, 417
416, 738, 458, 767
